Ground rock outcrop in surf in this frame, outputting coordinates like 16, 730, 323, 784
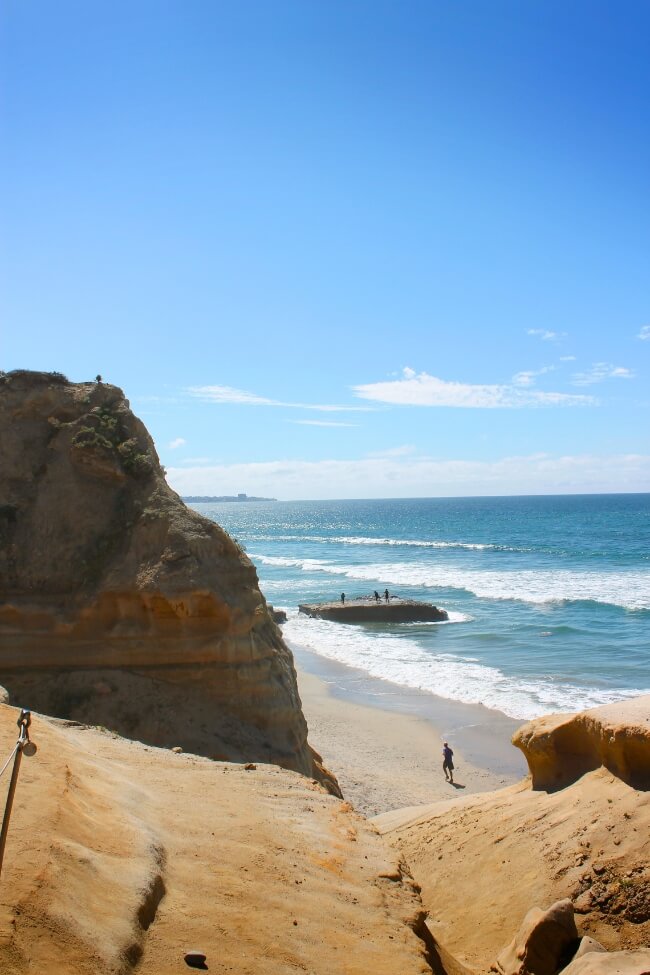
299, 596, 449, 623
0, 370, 335, 788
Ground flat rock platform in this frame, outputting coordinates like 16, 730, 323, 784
298, 596, 449, 623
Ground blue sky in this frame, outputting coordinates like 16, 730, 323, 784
2, 0, 649, 499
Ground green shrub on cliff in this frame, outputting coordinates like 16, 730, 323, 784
72, 426, 115, 452
71, 405, 154, 479
117, 438, 154, 478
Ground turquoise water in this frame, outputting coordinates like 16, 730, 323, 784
192, 495, 650, 720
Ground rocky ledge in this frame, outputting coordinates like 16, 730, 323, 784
298, 596, 449, 623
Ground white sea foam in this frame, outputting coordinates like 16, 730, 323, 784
333, 536, 501, 551
253, 554, 331, 570
251, 553, 650, 611
400, 610, 473, 624
252, 534, 517, 551
282, 611, 649, 720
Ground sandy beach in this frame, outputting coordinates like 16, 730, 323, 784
293, 644, 528, 817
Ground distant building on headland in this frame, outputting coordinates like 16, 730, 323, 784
182, 493, 277, 503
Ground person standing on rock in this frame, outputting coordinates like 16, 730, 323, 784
443, 741, 454, 783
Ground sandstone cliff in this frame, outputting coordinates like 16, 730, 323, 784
0, 704, 431, 975
0, 370, 333, 786
375, 697, 650, 971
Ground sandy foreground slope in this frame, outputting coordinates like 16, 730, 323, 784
375, 700, 650, 973
0, 705, 432, 975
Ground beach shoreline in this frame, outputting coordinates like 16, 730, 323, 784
291, 642, 528, 817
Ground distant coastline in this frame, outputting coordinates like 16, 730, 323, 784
182, 493, 277, 503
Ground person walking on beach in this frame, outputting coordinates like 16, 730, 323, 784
341, 592, 345, 604
442, 741, 454, 783
384, 589, 390, 602
374, 590, 381, 602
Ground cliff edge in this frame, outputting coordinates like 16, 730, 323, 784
0, 370, 334, 787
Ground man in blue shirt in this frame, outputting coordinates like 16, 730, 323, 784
443, 742, 454, 784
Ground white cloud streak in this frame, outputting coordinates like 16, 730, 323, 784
511, 365, 555, 387
571, 363, 635, 386
353, 369, 595, 408
168, 452, 650, 501
638, 325, 650, 341
188, 385, 373, 412
168, 437, 186, 449
527, 329, 567, 341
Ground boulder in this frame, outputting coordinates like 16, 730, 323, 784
560, 949, 650, 975
572, 938, 607, 959
513, 698, 650, 791
493, 899, 579, 975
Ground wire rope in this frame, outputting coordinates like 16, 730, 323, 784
0, 745, 19, 781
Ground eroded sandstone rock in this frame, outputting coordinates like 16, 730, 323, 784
493, 899, 579, 975
0, 705, 430, 975
0, 371, 335, 787
513, 698, 650, 791
573, 937, 607, 959
560, 948, 650, 975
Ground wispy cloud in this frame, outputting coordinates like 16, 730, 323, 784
167, 452, 650, 501
559, 355, 577, 362
353, 368, 595, 408
511, 365, 555, 387
168, 437, 186, 449
188, 384, 373, 413
289, 420, 358, 427
190, 386, 276, 406
638, 325, 650, 341
527, 329, 567, 342
571, 363, 635, 386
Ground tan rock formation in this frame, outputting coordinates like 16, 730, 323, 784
375, 697, 650, 971
513, 698, 650, 792
573, 937, 608, 959
560, 948, 650, 975
493, 900, 579, 975
0, 704, 432, 975
0, 370, 334, 787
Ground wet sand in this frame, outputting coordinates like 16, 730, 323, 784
292, 643, 528, 817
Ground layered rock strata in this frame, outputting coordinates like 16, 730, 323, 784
0, 370, 334, 786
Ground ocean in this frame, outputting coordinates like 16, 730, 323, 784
191, 495, 650, 722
